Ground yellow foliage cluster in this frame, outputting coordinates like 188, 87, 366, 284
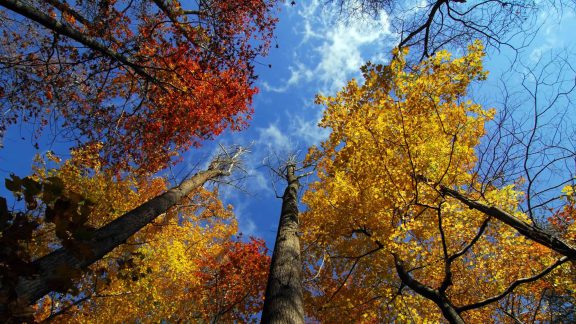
30, 152, 252, 322
50, 202, 239, 323
302, 43, 572, 322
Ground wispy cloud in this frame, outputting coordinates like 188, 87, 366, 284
229, 197, 259, 237
263, 0, 392, 94
262, 63, 314, 93
529, 9, 576, 61
289, 106, 329, 146
256, 123, 293, 151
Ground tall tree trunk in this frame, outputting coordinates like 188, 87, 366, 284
261, 164, 305, 324
1, 156, 235, 317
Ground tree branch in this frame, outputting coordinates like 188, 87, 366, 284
393, 253, 465, 324
398, 0, 448, 58
448, 216, 490, 263
0, 0, 156, 83
440, 184, 576, 260
44, 0, 92, 27
151, 0, 200, 47
415, 175, 576, 260
457, 256, 569, 312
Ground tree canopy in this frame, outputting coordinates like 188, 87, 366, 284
0, 0, 279, 173
1, 1, 575, 323
301, 43, 575, 322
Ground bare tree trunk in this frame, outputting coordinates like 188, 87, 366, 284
1, 155, 236, 317
261, 164, 305, 324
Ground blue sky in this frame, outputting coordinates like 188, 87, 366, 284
1, 1, 576, 249
211, 1, 576, 247
205, 1, 395, 245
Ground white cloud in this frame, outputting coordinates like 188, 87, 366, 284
231, 199, 259, 237
314, 15, 390, 91
256, 123, 292, 151
290, 107, 329, 146
528, 7, 576, 61
262, 63, 312, 93
263, 0, 392, 94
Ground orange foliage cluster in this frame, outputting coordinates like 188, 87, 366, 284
0, 0, 279, 173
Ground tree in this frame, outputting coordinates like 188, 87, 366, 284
37, 236, 270, 323
0, 0, 279, 173
301, 44, 575, 322
261, 158, 309, 324
0, 146, 247, 320
326, 0, 570, 61
3, 149, 270, 322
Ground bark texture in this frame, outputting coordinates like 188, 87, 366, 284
438, 185, 576, 260
2, 160, 229, 314
261, 165, 305, 324
393, 254, 466, 324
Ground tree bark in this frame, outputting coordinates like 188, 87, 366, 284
1, 158, 231, 315
438, 184, 576, 260
261, 164, 305, 324
393, 254, 466, 324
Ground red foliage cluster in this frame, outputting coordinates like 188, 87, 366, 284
198, 237, 270, 321
0, 0, 279, 173
549, 203, 575, 240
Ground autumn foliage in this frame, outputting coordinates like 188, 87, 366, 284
301, 43, 574, 322
197, 237, 270, 323
0, 0, 279, 173
0, 151, 269, 322
2, 0, 575, 319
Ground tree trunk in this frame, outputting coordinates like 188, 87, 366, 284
1, 158, 232, 316
261, 164, 305, 324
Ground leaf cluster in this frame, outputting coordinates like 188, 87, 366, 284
301, 43, 574, 322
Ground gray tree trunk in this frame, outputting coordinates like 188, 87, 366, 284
1, 158, 232, 317
261, 164, 305, 324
